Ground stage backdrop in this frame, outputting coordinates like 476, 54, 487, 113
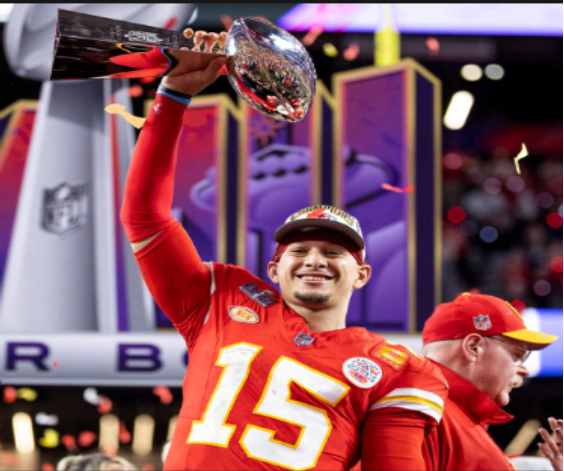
0, 60, 451, 385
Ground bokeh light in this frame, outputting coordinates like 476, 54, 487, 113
447, 207, 466, 224
461, 220, 479, 236
483, 178, 502, 195
485, 64, 505, 80
551, 256, 563, 273
533, 280, 551, 296
128, 85, 144, 98
536, 192, 554, 208
461, 64, 483, 81
507, 175, 525, 192
444, 152, 463, 170
546, 212, 563, 229
323, 43, 339, 57
479, 226, 499, 243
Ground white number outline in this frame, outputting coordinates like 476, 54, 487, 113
187, 342, 262, 446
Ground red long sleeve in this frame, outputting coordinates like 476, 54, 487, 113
120, 95, 211, 345
361, 409, 429, 470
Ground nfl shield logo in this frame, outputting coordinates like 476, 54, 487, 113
294, 333, 314, 347
473, 315, 492, 331
42, 183, 87, 236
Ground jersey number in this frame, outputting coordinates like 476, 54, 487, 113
187, 342, 350, 469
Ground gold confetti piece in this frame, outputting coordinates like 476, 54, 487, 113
514, 143, 528, 175
39, 429, 60, 448
323, 43, 339, 58
17, 387, 38, 401
104, 104, 146, 129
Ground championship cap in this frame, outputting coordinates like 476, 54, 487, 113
423, 293, 558, 350
274, 205, 365, 251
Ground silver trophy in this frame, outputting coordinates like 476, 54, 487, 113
51, 10, 316, 122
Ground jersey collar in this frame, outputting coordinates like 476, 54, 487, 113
430, 360, 513, 426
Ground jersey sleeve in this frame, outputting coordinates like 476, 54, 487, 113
368, 343, 448, 426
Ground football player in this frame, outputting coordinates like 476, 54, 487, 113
121, 30, 448, 470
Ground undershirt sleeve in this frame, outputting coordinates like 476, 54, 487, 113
120, 94, 211, 345
361, 409, 428, 471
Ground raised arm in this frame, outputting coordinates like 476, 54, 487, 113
120, 31, 228, 343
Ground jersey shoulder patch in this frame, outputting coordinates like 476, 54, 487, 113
371, 342, 421, 372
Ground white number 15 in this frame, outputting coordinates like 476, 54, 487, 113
187, 343, 350, 470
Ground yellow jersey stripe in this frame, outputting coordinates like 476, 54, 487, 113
375, 395, 444, 414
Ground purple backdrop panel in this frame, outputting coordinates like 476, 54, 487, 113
336, 68, 410, 330
0, 103, 36, 290
243, 106, 318, 279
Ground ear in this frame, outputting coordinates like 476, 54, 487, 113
267, 261, 280, 285
353, 264, 372, 290
461, 334, 485, 363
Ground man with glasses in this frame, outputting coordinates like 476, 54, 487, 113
419, 293, 559, 470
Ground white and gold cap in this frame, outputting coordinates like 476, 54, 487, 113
274, 205, 365, 251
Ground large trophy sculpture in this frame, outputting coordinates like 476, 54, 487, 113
0, 5, 197, 333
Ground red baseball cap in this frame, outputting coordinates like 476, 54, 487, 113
423, 293, 558, 350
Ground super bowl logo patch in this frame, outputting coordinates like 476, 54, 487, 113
473, 315, 492, 331
228, 306, 260, 324
239, 282, 278, 307
342, 357, 383, 389
294, 332, 314, 347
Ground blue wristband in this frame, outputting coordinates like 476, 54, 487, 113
157, 84, 192, 105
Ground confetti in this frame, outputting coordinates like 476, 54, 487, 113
104, 104, 146, 129
41, 463, 55, 471
128, 84, 144, 98
381, 183, 414, 193
98, 396, 113, 414
36, 413, 59, 426
302, 25, 323, 46
38, 429, 60, 448
61, 435, 78, 452
3, 386, 17, 404
84, 387, 102, 406
220, 15, 233, 31
119, 422, 132, 444
53, 362, 58, 368
426, 37, 440, 56
322, 43, 339, 58
513, 143, 528, 175
17, 387, 38, 401
153, 385, 173, 405
343, 43, 360, 61
78, 431, 97, 448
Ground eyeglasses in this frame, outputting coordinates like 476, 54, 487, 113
488, 336, 531, 366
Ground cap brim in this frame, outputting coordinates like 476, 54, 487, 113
502, 329, 558, 350
274, 219, 365, 250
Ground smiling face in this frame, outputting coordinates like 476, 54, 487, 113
267, 236, 371, 315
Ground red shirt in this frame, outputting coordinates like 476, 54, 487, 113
122, 95, 449, 470
423, 361, 515, 471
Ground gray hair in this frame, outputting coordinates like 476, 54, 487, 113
56, 453, 136, 471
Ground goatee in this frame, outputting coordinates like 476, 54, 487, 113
294, 291, 331, 304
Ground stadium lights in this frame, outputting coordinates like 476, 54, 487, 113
132, 414, 155, 456
0, 3, 13, 22
13, 412, 35, 454
485, 64, 505, 80
443, 91, 475, 130
461, 64, 483, 81
100, 414, 120, 453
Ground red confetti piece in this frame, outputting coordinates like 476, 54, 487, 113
78, 431, 97, 448
2, 452, 19, 466
128, 85, 144, 98
53, 362, 58, 368
302, 25, 323, 46
41, 463, 55, 471
220, 15, 233, 31
382, 183, 414, 193
426, 37, 440, 56
153, 385, 173, 405
139, 77, 157, 85
546, 212, 563, 229
3, 386, 17, 404
551, 256, 563, 273
98, 396, 113, 414
447, 207, 466, 224
343, 43, 360, 61
119, 422, 132, 444
61, 434, 78, 452
510, 300, 526, 314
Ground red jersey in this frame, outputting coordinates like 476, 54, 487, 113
122, 95, 449, 470
423, 361, 515, 471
